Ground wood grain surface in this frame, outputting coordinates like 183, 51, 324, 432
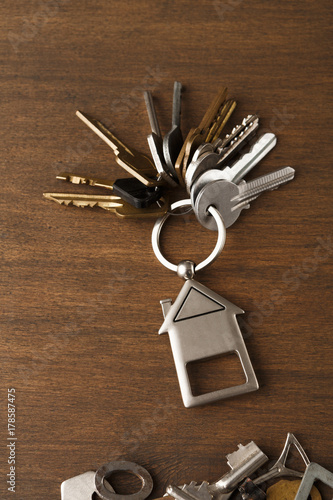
1, 1, 332, 498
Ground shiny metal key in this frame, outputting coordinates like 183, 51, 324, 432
167, 442, 267, 500
194, 166, 295, 229
220, 132, 277, 184
163, 81, 183, 178
185, 118, 261, 193
190, 115, 258, 166
185, 131, 275, 194
209, 442, 268, 495
215, 114, 260, 167
144, 91, 178, 187
76, 111, 163, 187
191, 141, 219, 163
43, 192, 169, 218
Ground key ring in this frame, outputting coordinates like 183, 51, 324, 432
95, 461, 153, 500
152, 199, 226, 274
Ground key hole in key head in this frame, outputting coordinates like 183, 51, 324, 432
103, 470, 143, 495
206, 204, 216, 216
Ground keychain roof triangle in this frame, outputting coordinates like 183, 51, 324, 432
172, 286, 227, 323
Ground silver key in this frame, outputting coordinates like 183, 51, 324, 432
220, 132, 277, 184
191, 138, 223, 163
167, 483, 212, 500
209, 442, 268, 495
163, 81, 183, 178
185, 122, 265, 194
215, 114, 260, 167
191, 115, 259, 171
144, 91, 178, 187
167, 442, 267, 500
194, 166, 295, 230
168, 484, 234, 500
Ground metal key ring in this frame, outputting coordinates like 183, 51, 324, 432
152, 199, 226, 273
95, 461, 153, 500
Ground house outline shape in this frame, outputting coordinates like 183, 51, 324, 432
159, 279, 259, 408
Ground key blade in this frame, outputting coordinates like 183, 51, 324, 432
76, 110, 130, 154
220, 115, 259, 150
147, 134, 178, 187
172, 81, 182, 128
232, 166, 295, 209
77, 110, 161, 187
217, 115, 260, 166
182, 88, 229, 173
144, 91, 161, 137
43, 193, 123, 210
222, 132, 277, 184
205, 99, 237, 143
198, 86, 228, 131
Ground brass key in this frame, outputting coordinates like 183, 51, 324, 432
175, 87, 236, 185
174, 87, 228, 184
43, 192, 169, 218
56, 172, 164, 208
205, 99, 237, 143
76, 111, 165, 187
181, 98, 237, 184
181, 97, 236, 181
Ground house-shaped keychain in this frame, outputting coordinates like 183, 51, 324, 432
159, 279, 259, 407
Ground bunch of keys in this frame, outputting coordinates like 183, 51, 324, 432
43, 82, 297, 408
61, 434, 333, 499
44, 82, 294, 227
167, 433, 333, 499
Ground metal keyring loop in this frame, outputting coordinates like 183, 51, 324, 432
151, 199, 226, 273
95, 461, 153, 500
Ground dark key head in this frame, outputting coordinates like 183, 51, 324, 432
113, 178, 163, 209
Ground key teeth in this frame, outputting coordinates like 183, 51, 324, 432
233, 167, 295, 210
183, 481, 212, 500
220, 114, 259, 150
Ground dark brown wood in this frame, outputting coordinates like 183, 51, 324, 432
1, 0, 332, 498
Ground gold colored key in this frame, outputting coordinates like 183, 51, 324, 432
181, 98, 237, 183
205, 98, 237, 143
43, 192, 169, 218
174, 86, 227, 184
175, 87, 236, 185
266, 479, 321, 499
76, 111, 165, 187
181, 97, 236, 179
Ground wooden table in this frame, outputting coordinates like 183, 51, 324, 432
1, 1, 332, 498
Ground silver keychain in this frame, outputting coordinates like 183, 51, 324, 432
152, 199, 259, 408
